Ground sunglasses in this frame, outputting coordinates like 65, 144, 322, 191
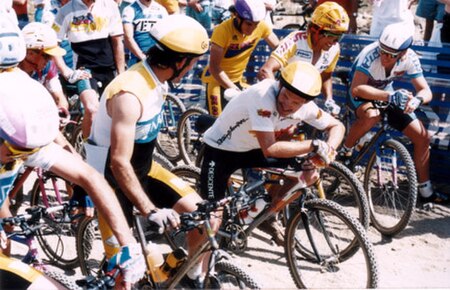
379, 46, 402, 58
3, 140, 40, 160
321, 31, 344, 41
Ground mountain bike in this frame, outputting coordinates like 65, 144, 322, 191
339, 105, 418, 236
333, 69, 418, 236
1, 204, 81, 290
170, 158, 378, 288
7, 166, 83, 269
76, 198, 261, 289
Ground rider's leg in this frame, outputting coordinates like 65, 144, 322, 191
0, 201, 12, 256
343, 102, 381, 149
79, 88, 99, 139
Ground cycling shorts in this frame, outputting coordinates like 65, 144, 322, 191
200, 144, 291, 201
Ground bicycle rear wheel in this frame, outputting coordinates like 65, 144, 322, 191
156, 93, 186, 162
285, 199, 378, 288
213, 260, 261, 289
76, 216, 107, 277
364, 138, 417, 236
30, 173, 80, 269
176, 107, 209, 165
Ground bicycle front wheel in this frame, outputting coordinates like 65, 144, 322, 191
364, 138, 418, 236
213, 260, 261, 289
176, 107, 209, 165
30, 173, 80, 269
285, 199, 378, 288
76, 216, 107, 277
156, 93, 186, 162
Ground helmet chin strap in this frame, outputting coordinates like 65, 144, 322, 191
168, 57, 192, 82
233, 17, 244, 34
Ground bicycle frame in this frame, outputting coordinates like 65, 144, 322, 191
221, 166, 326, 243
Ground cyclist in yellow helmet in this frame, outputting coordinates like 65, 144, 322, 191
258, 1, 349, 116
200, 61, 345, 244
85, 15, 214, 288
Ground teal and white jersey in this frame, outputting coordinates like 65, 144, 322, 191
122, 0, 168, 66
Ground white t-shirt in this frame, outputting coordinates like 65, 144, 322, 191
370, 0, 414, 37
204, 79, 332, 152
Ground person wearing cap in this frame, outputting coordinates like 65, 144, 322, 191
85, 14, 214, 288
19, 22, 69, 110
199, 60, 344, 245
201, 0, 279, 117
340, 22, 449, 204
258, 1, 350, 116
0, 17, 145, 288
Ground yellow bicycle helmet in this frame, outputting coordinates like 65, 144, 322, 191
311, 1, 349, 33
280, 61, 322, 101
150, 14, 209, 57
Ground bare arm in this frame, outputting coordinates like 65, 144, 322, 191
50, 90, 69, 110
108, 92, 156, 216
255, 117, 344, 158
123, 23, 146, 62
321, 71, 334, 101
49, 148, 135, 246
258, 56, 281, 80
265, 32, 279, 49
351, 71, 390, 101
111, 34, 125, 74
209, 43, 239, 90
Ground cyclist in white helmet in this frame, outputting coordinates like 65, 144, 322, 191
341, 22, 449, 204
201, 0, 279, 117
86, 15, 215, 288
0, 17, 145, 289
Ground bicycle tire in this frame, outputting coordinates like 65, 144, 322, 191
156, 93, 186, 163
363, 138, 418, 236
213, 260, 261, 289
282, 23, 302, 30
176, 107, 209, 165
153, 151, 175, 171
45, 270, 82, 290
281, 162, 370, 231
70, 125, 86, 160
30, 173, 80, 269
285, 199, 379, 288
76, 216, 107, 277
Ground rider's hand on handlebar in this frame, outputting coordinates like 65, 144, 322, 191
66, 69, 91, 84
404, 95, 423, 113
324, 99, 341, 116
0, 228, 7, 250
311, 140, 336, 167
388, 89, 411, 110
107, 243, 146, 283
147, 208, 180, 234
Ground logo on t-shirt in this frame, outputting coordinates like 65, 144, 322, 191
257, 109, 271, 118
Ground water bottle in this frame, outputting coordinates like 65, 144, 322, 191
160, 248, 188, 277
145, 242, 168, 283
239, 195, 270, 224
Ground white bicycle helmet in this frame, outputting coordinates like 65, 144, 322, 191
22, 22, 66, 56
379, 22, 414, 51
234, 0, 266, 22
0, 82, 59, 149
0, 15, 26, 68
150, 14, 209, 57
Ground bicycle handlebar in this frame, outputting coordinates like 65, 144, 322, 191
0, 205, 66, 227
76, 268, 120, 290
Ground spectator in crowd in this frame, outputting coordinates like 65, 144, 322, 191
369, 0, 415, 38
438, 0, 450, 74
186, 0, 213, 29
416, 0, 445, 42
211, 0, 232, 26
122, 0, 168, 67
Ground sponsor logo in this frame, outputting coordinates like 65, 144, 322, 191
257, 109, 271, 118
216, 117, 248, 145
207, 160, 216, 199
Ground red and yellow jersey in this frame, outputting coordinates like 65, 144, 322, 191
202, 17, 272, 83
271, 30, 340, 74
